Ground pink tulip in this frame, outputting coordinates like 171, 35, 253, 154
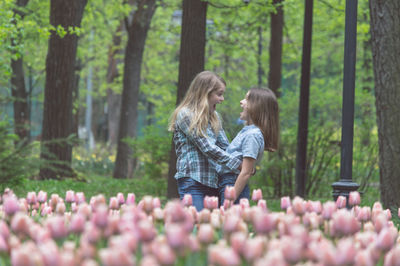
11, 242, 43, 266
252, 212, 277, 234
164, 200, 187, 224
109, 197, 119, 210
140, 196, 154, 213
182, 194, 193, 207
3, 195, 20, 216
243, 236, 265, 262
354, 249, 375, 266
92, 204, 109, 229
137, 219, 156, 242
152, 197, 161, 209
69, 214, 86, 234
336, 195, 347, 208
281, 236, 303, 264
224, 186, 237, 201
239, 198, 250, 209
384, 245, 400, 266
197, 223, 215, 244
230, 231, 247, 255
257, 199, 268, 211
166, 223, 187, 249
357, 206, 372, 222
0, 235, 8, 252
291, 197, 305, 216
332, 209, 360, 237
99, 248, 135, 266
37, 190, 47, 203
49, 194, 60, 210
349, 191, 361, 206
336, 237, 356, 265
47, 216, 67, 239
310, 200, 322, 214
204, 196, 219, 210
38, 240, 60, 266
152, 242, 176, 265
223, 199, 232, 209
65, 190, 75, 203
55, 202, 66, 214
280, 196, 291, 210
251, 189, 262, 202
374, 213, 388, 233
75, 192, 86, 204
197, 208, 211, 224
11, 213, 31, 236
82, 223, 101, 244
223, 214, 241, 235
208, 245, 241, 266
0, 220, 10, 240
322, 201, 337, 220
376, 227, 396, 251
125, 193, 135, 205
26, 192, 37, 205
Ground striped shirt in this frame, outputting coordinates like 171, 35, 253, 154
173, 107, 242, 188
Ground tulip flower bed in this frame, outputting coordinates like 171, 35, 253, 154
0, 188, 399, 266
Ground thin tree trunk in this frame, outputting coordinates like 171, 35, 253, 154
11, 0, 30, 145
106, 22, 124, 147
369, 0, 400, 209
268, 0, 284, 97
267, 0, 284, 197
167, 0, 208, 199
39, 0, 87, 179
113, 0, 157, 179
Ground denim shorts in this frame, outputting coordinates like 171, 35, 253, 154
218, 173, 249, 206
177, 177, 218, 211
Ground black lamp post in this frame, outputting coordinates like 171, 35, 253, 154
332, 0, 360, 200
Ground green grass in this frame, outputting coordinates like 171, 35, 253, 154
10, 173, 168, 204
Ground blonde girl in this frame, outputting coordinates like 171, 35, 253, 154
218, 88, 279, 205
169, 71, 241, 211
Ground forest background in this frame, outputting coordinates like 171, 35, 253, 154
0, 0, 396, 210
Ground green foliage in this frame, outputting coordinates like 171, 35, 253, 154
126, 125, 172, 180
72, 144, 115, 176
0, 120, 41, 191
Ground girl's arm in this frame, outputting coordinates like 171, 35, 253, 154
176, 111, 241, 171
233, 157, 256, 199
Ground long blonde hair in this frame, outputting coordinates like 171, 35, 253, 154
247, 88, 280, 152
168, 71, 226, 136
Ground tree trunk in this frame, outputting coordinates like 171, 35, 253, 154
106, 22, 124, 147
167, 0, 208, 199
268, 0, 284, 97
267, 0, 284, 197
113, 0, 157, 179
39, 0, 87, 179
11, 0, 30, 145
369, 0, 400, 209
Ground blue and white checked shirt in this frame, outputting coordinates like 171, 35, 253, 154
173, 108, 242, 188
217, 124, 264, 175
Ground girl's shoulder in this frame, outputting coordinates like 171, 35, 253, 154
177, 107, 193, 119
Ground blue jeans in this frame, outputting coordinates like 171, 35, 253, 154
218, 173, 250, 206
177, 177, 218, 211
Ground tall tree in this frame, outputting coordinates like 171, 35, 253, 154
113, 0, 157, 179
167, 0, 208, 199
369, 1, 400, 209
106, 22, 124, 147
268, 0, 284, 97
39, 0, 87, 179
11, 0, 30, 145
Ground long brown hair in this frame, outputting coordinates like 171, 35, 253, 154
247, 88, 280, 152
168, 71, 226, 136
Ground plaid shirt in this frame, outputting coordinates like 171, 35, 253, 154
173, 108, 241, 188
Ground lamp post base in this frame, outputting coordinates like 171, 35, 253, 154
332, 179, 360, 201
